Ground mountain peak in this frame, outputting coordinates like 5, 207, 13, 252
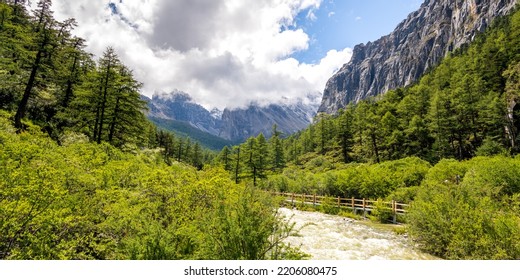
153, 90, 192, 103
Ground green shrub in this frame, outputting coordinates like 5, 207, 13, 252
0, 115, 302, 260
475, 137, 507, 156
319, 196, 340, 215
407, 157, 520, 259
370, 199, 394, 223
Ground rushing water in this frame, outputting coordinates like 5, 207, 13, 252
278, 208, 437, 260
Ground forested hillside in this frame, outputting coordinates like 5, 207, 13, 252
217, 7, 520, 260
220, 6, 520, 176
0, 1, 214, 168
290, 8, 520, 164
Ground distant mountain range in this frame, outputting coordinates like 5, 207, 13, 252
142, 91, 320, 149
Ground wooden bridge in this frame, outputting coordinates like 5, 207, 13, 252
271, 192, 409, 224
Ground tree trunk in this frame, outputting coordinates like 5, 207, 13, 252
96, 62, 112, 144
108, 96, 120, 144
371, 132, 380, 163
177, 142, 182, 162
62, 55, 78, 108
14, 49, 42, 130
235, 147, 240, 184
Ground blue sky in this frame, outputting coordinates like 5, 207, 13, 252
49, 0, 424, 109
292, 0, 422, 63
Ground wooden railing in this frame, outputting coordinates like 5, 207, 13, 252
271, 192, 409, 223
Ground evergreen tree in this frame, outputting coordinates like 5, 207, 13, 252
269, 124, 285, 171
232, 146, 241, 184
66, 47, 147, 147
218, 146, 232, 171
192, 142, 203, 170
336, 107, 354, 163
14, 0, 58, 129
254, 133, 268, 183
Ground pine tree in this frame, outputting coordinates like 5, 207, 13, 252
218, 146, 232, 171
66, 47, 147, 147
336, 107, 354, 163
93, 47, 119, 143
269, 124, 285, 171
254, 133, 268, 183
233, 146, 241, 184
14, 0, 57, 129
192, 142, 203, 170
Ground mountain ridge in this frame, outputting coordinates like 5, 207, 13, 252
143, 91, 320, 145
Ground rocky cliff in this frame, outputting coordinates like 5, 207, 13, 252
147, 91, 222, 135
319, 0, 518, 114
219, 99, 317, 142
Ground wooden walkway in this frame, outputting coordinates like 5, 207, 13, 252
272, 192, 409, 223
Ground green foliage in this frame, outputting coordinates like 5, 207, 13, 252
200, 186, 299, 260
386, 186, 419, 204
408, 156, 520, 259
260, 157, 430, 201
461, 156, 520, 197
370, 199, 394, 223
319, 196, 340, 215
0, 114, 303, 260
475, 137, 508, 156
64, 47, 148, 147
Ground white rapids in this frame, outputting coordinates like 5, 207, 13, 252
278, 208, 436, 260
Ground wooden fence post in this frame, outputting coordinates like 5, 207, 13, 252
362, 198, 366, 219
313, 194, 316, 206
337, 196, 340, 208
392, 200, 397, 224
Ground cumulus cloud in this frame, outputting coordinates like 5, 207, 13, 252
48, 0, 352, 110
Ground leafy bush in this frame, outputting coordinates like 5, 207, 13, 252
0, 115, 302, 260
319, 196, 340, 215
461, 156, 520, 197
370, 199, 394, 223
475, 137, 507, 156
386, 186, 420, 203
407, 157, 520, 259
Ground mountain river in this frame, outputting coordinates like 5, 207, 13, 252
278, 207, 437, 260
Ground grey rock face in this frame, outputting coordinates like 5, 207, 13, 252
219, 100, 317, 142
319, 0, 518, 114
148, 91, 222, 135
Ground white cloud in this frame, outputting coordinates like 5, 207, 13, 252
49, 0, 351, 110
306, 9, 317, 21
